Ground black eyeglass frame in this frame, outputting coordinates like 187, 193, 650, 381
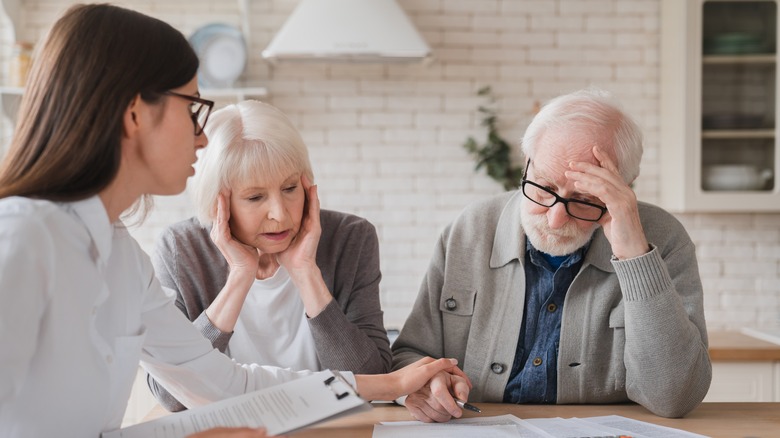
520, 159, 608, 222
164, 91, 214, 136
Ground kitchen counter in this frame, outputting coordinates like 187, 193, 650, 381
708, 330, 780, 361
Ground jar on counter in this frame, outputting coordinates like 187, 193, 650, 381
9, 41, 33, 88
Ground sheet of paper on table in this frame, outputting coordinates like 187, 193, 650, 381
374, 414, 710, 438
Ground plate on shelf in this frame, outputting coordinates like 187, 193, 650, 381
189, 23, 247, 89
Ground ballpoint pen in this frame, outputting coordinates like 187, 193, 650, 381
455, 399, 481, 413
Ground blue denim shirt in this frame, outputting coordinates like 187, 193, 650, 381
502, 240, 587, 404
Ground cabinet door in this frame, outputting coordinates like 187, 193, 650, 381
775, 361, 780, 400
661, 0, 780, 212
705, 361, 775, 402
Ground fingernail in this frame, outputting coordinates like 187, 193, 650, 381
448, 358, 458, 365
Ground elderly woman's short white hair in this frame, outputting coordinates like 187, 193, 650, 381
190, 100, 314, 225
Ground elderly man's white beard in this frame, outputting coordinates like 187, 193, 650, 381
520, 198, 599, 256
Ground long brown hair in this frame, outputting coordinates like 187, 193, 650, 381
0, 4, 199, 201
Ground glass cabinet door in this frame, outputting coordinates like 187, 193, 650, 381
660, 0, 780, 212
701, 1, 776, 193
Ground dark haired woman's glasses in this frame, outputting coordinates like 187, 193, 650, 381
164, 91, 215, 136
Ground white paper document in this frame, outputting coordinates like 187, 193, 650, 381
579, 415, 710, 438
102, 370, 370, 438
376, 414, 554, 438
374, 423, 524, 438
524, 417, 627, 437
374, 414, 710, 438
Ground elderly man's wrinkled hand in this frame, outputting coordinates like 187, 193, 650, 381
565, 146, 650, 260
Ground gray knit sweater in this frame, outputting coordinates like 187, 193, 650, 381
147, 210, 391, 411
392, 191, 711, 418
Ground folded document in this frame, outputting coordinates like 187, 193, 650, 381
102, 370, 369, 438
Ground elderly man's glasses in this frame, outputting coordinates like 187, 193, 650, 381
164, 91, 214, 136
520, 159, 607, 222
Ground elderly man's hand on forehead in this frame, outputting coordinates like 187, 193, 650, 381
564, 147, 650, 260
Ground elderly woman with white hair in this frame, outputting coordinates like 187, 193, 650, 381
147, 100, 391, 411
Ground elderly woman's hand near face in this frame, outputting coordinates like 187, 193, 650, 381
211, 192, 261, 279
203, 191, 261, 333
277, 175, 333, 317
277, 175, 322, 273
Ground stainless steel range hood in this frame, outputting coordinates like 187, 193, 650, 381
262, 0, 432, 63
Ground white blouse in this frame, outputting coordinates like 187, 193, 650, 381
0, 196, 343, 437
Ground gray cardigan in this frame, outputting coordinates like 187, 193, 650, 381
148, 209, 391, 411
392, 191, 711, 418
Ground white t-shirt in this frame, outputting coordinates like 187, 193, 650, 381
229, 267, 320, 371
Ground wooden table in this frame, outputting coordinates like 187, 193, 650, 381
144, 402, 780, 437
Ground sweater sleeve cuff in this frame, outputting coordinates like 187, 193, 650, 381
193, 311, 233, 352
610, 244, 674, 302
307, 299, 343, 331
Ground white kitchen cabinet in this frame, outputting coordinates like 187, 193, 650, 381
661, 0, 780, 212
0, 86, 21, 125
705, 361, 777, 402
776, 362, 780, 400
706, 331, 780, 402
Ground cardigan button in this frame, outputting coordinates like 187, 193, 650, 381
490, 362, 505, 374
444, 298, 457, 310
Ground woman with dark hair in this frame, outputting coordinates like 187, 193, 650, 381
0, 5, 465, 438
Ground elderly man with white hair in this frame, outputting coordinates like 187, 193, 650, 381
392, 88, 711, 421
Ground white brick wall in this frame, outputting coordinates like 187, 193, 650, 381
1, 0, 779, 334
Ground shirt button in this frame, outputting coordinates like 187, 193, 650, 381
547, 303, 557, 313
532, 357, 543, 366
491, 362, 505, 374
444, 298, 457, 310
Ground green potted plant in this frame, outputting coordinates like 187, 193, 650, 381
462, 86, 524, 191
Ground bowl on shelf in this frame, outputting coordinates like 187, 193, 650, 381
702, 164, 773, 191
703, 32, 772, 55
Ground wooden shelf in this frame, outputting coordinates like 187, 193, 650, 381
0, 86, 23, 95
201, 86, 268, 100
703, 53, 777, 64
0, 86, 269, 122
702, 129, 776, 139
